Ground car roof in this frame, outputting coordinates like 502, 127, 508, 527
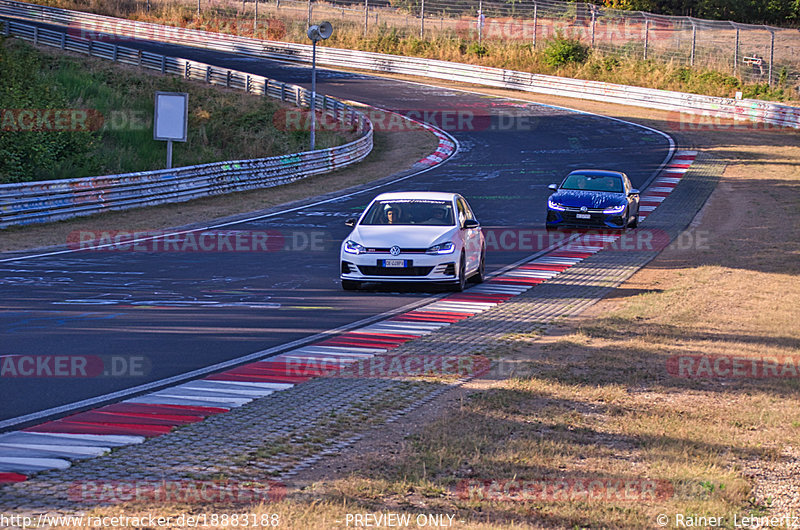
371, 191, 459, 202
567, 169, 626, 178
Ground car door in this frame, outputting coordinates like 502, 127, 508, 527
457, 196, 481, 273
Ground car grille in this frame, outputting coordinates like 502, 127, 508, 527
357, 265, 434, 277
363, 248, 428, 254
562, 206, 605, 213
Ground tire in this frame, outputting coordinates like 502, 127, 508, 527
452, 253, 467, 292
341, 279, 360, 291
470, 248, 486, 284
628, 207, 639, 228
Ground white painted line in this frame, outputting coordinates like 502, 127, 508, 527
294, 345, 386, 355
0, 457, 71, 472
356, 325, 434, 335
426, 301, 495, 310
271, 352, 364, 363
195, 380, 291, 390
529, 258, 582, 265
124, 396, 235, 408
648, 186, 675, 193
506, 270, 560, 279
640, 195, 666, 203
361, 321, 441, 329
147, 390, 253, 405
0, 443, 109, 458
174, 383, 275, 397
364, 321, 447, 330
640, 205, 658, 212
656, 176, 681, 184
0, 432, 146, 447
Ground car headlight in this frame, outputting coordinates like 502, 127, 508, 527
343, 240, 366, 255
547, 198, 566, 211
426, 242, 455, 255
603, 204, 627, 214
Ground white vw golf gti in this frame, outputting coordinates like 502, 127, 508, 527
340, 192, 486, 291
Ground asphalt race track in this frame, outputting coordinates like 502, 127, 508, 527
0, 31, 673, 428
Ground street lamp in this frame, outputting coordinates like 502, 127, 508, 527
307, 21, 332, 151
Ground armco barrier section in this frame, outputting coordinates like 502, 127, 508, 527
0, 18, 372, 228
1, 0, 798, 129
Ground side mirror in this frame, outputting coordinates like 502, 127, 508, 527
628, 189, 640, 196
463, 219, 481, 229
548, 184, 558, 192
345, 218, 356, 227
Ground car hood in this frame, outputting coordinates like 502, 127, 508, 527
347, 225, 457, 248
551, 190, 626, 209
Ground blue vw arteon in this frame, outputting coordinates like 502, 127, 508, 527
546, 170, 640, 230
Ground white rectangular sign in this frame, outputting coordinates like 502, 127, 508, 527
154, 91, 188, 142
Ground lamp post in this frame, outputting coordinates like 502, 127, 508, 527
307, 21, 332, 151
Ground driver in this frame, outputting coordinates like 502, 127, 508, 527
384, 206, 400, 224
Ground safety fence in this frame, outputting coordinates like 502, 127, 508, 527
6, 0, 799, 86
1, 0, 797, 129
0, 17, 373, 228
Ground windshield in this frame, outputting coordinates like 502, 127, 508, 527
360, 199, 455, 226
561, 174, 623, 193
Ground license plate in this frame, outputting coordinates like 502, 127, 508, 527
576, 213, 591, 219
382, 259, 408, 268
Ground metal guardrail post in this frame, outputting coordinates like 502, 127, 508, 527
420, 0, 425, 38
113, 44, 118, 61
138, 49, 142, 67
768, 29, 775, 86
184, 61, 189, 78
643, 16, 650, 60
32, 24, 37, 44
246, 74, 251, 93
226, 70, 231, 88
60, 32, 65, 49
690, 21, 696, 67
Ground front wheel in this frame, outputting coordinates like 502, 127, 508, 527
451, 253, 467, 292
470, 248, 486, 284
628, 208, 639, 228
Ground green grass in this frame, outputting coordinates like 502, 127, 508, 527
0, 37, 352, 183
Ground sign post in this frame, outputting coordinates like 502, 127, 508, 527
154, 91, 188, 169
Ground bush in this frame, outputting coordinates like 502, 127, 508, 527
542, 37, 590, 67
466, 42, 488, 58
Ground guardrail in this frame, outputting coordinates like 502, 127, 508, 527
0, 17, 373, 228
1, 0, 798, 129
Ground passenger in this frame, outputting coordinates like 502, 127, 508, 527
423, 207, 449, 225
